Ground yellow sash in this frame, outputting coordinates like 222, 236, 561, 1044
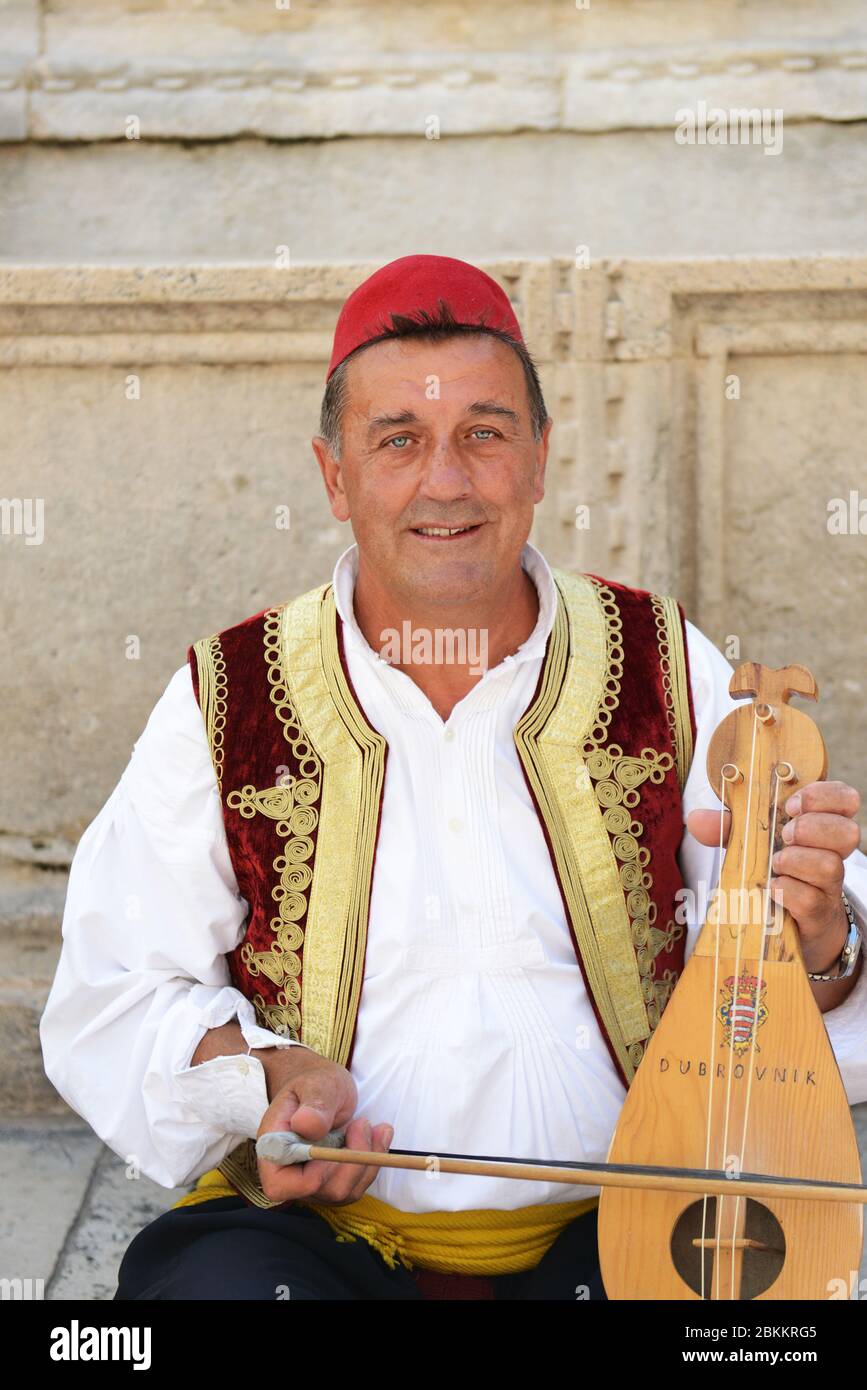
172, 1168, 598, 1276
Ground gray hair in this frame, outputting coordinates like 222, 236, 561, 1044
319, 299, 550, 460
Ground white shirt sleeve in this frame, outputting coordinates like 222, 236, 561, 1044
677, 621, 867, 1105
39, 664, 308, 1192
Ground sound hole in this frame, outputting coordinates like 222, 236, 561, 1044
670, 1198, 786, 1299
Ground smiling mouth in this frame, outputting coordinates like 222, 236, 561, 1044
410, 524, 484, 540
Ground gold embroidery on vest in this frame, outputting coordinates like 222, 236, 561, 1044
227, 783, 295, 820
219, 1138, 272, 1208
651, 593, 694, 793
515, 573, 643, 1081
515, 572, 687, 1083
647, 593, 693, 1035
582, 581, 679, 1073
220, 608, 324, 1039
217, 587, 387, 1211
282, 587, 386, 1063
192, 634, 228, 795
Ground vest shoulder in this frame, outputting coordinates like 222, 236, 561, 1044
551, 566, 685, 617
187, 582, 331, 659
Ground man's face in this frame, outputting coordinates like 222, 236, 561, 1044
313, 333, 551, 608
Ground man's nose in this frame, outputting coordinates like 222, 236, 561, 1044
417, 440, 472, 498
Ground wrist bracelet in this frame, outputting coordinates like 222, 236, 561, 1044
807, 892, 862, 982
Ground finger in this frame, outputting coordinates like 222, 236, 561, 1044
781, 811, 861, 857
785, 781, 861, 819
769, 876, 849, 973
257, 1152, 336, 1204
340, 1121, 395, 1204
257, 1117, 397, 1206
768, 876, 831, 934
256, 1068, 357, 1204
771, 845, 846, 893
686, 808, 731, 847
282, 1066, 357, 1140
257, 1113, 349, 1203
257, 1137, 349, 1204
317, 1116, 380, 1204
372, 1121, 395, 1154
258, 1113, 367, 1205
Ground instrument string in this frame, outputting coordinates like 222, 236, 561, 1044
700, 768, 730, 1301
715, 706, 760, 1300
728, 763, 784, 1299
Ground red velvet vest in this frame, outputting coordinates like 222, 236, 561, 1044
188, 566, 697, 1206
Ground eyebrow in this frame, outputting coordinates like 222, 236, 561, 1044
366, 400, 521, 442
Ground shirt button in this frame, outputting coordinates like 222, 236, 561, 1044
444, 727, 455, 743
448, 816, 463, 834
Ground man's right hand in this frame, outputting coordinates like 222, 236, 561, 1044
253, 1045, 393, 1206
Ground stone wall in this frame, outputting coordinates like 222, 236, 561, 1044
2, 0, 867, 264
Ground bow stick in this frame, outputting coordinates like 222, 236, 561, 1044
256, 1131, 867, 1206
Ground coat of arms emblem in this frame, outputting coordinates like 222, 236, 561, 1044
718, 972, 769, 1056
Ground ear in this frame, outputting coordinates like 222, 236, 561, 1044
533, 417, 553, 503
311, 436, 350, 523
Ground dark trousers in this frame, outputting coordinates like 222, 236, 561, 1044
114, 1197, 607, 1301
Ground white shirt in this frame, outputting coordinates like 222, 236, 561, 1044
40, 542, 867, 1212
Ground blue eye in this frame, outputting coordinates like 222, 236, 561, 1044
473, 429, 497, 440
386, 435, 410, 449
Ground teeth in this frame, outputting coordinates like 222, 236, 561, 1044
416, 526, 473, 537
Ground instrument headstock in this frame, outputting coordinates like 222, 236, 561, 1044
707, 662, 827, 805
727, 662, 818, 708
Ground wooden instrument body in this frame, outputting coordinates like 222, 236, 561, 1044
598, 664, 863, 1299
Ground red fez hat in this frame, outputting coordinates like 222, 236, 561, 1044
326, 254, 525, 380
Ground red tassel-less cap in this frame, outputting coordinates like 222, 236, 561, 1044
326, 254, 525, 380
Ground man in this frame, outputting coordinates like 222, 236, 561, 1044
40, 254, 867, 1301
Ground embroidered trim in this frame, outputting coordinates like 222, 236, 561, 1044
192, 634, 228, 795
583, 580, 680, 1074
514, 573, 645, 1081
219, 1135, 274, 1209
215, 584, 384, 1071
226, 783, 296, 820
215, 604, 327, 1209
515, 572, 686, 1083
265, 585, 386, 1062
223, 607, 324, 1040
312, 589, 387, 1064
651, 593, 694, 793
218, 587, 386, 1211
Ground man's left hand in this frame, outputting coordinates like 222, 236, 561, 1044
687, 779, 861, 975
